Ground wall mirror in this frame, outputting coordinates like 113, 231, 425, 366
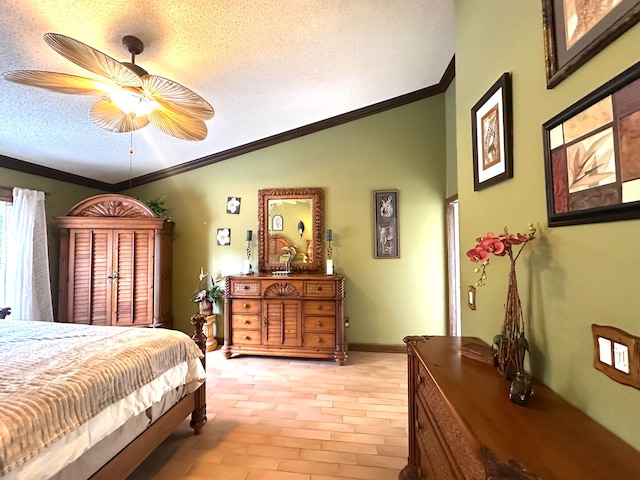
258, 187, 324, 274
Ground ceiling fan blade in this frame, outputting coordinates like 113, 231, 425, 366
143, 75, 214, 120
3, 70, 111, 95
43, 33, 142, 88
146, 108, 208, 141
89, 100, 149, 133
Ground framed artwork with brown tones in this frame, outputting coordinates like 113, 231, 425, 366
543, 60, 640, 227
373, 190, 399, 258
471, 73, 513, 191
542, 0, 640, 88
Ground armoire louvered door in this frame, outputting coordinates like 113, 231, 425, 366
67, 229, 154, 326
57, 194, 173, 328
112, 230, 154, 326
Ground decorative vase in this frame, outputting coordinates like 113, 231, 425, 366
496, 260, 527, 380
509, 372, 532, 406
198, 300, 213, 316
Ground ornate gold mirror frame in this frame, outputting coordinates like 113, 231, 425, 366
258, 187, 324, 274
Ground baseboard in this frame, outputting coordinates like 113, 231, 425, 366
349, 343, 406, 353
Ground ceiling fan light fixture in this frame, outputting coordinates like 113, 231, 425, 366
110, 88, 156, 116
3, 32, 213, 141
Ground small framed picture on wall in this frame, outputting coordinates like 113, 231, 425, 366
373, 189, 399, 259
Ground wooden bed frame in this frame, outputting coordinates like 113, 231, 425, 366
91, 313, 208, 479
0, 308, 207, 479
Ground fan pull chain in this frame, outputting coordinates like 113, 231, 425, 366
129, 132, 134, 189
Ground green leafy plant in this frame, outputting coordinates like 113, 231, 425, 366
192, 268, 223, 305
141, 195, 173, 222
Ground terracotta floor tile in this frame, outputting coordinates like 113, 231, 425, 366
129, 351, 408, 480
330, 432, 385, 445
278, 459, 341, 476
247, 469, 310, 480
299, 448, 358, 465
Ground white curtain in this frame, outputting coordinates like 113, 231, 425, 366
2, 188, 54, 321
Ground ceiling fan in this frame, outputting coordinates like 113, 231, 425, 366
3, 33, 214, 141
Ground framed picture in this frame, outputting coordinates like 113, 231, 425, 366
373, 190, 399, 259
272, 214, 283, 231
217, 228, 231, 245
542, 0, 640, 88
226, 197, 241, 214
543, 59, 640, 227
471, 73, 513, 191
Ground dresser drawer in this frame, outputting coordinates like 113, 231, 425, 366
304, 316, 335, 333
304, 281, 335, 297
231, 299, 261, 314
232, 314, 261, 330
303, 300, 335, 315
414, 395, 458, 480
230, 280, 261, 296
232, 330, 262, 345
303, 333, 335, 349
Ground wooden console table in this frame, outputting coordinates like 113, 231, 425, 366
402, 335, 640, 479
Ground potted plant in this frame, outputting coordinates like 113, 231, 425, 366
193, 268, 223, 316
467, 225, 536, 381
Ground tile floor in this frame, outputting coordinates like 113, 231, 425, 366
128, 349, 409, 480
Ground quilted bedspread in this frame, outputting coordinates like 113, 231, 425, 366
0, 320, 203, 475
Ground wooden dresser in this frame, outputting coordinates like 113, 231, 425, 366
222, 274, 346, 365
402, 336, 640, 480
56, 194, 173, 328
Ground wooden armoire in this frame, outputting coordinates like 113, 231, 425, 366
56, 194, 173, 328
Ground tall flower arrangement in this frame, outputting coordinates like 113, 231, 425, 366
467, 225, 536, 378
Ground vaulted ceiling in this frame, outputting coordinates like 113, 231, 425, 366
0, 1, 455, 189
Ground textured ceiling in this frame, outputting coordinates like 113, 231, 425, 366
0, 1, 455, 185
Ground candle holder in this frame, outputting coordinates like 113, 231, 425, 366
244, 230, 252, 274
326, 229, 333, 275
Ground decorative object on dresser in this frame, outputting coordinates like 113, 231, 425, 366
402, 335, 640, 479
56, 194, 173, 327
222, 274, 347, 365
467, 225, 536, 380
325, 228, 334, 275
244, 229, 253, 274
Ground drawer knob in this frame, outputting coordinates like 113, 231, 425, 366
317, 286, 323, 291
243, 319, 250, 324
416, 374, 423, 385
243, 303, 249, 308
317, 337, 322, 343
316, 321, 323, 327
243, 285, 249, 290
243, 335, 250, 340
318, 305, 323, 310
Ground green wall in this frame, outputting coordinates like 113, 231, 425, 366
127, 96, 448, 342
0, 167, 105, 315
455, 1, 640, 449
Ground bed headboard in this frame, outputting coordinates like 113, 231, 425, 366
268, 234, 294, 255
0, 307, 11, 319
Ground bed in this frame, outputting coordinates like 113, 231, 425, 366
0, 311, 208, 480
